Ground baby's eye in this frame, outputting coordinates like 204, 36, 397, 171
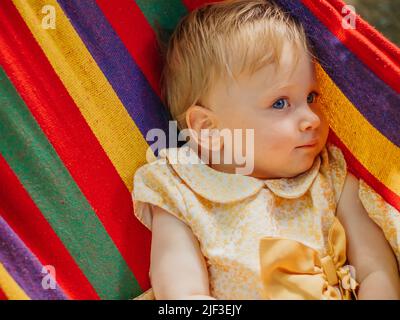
307, 92, 319, 104
271, 98, 290, 110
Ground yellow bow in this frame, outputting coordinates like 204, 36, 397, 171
259, 217, 358, 300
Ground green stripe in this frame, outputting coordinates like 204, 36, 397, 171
135, 0, 188, 42
0, 67, 140, 299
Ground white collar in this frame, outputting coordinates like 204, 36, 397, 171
156, 145, 324, 203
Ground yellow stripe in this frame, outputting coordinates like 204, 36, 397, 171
0, 263, 30, 300
316, 63, 400, 195
12, 0, 149, 191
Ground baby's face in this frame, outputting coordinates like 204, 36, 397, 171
204, 43, 329, 178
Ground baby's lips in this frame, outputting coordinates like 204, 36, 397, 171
296, 137, 319, 148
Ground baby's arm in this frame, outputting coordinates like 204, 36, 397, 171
150, 204, 216, 300
337, 172, 400, 299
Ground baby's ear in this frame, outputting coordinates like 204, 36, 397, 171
185, 104, 223, 152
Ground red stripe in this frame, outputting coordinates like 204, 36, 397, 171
96, 0, 162, 97
0, 0, 151, 291
327, 131, 400, 212
0, 286, 8, 300
301, 0, 400, 94
0, 155, 99, 300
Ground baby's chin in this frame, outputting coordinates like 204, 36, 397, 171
251, 155, 318, 179
249, 165, 306, 179
297, 147, 325, 174
291, 159, 316, 177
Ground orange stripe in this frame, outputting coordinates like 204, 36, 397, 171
0, 263, 30, 300
316, 63, 400, 204
328, 132, 400, 211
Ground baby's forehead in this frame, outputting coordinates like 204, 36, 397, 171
227, 54, 315, 92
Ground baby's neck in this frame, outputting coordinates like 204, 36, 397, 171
203, 150, 276, 179
208, 161, 239, 175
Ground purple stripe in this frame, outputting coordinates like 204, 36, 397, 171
57, 0, 172, 143
0, 216, 67, 300
275, 0, 400, 147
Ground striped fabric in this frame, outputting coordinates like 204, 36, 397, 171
0, 0, 398, 300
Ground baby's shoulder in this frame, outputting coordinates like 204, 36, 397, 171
134, 154, 182, 189
132, 150, 193, 231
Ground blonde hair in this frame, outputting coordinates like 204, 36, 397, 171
160, 0, 313, 129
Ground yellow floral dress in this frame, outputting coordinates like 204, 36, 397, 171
132, 143, 400, 300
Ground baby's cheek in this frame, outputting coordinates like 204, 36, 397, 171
256, 129, 291, 149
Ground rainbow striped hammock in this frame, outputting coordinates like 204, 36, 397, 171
0, 0, 399, 300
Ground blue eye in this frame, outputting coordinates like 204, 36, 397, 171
307, 92, 318, 104
271, 98, 289, 110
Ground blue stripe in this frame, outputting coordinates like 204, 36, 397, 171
57, 0, 172, 142
0, 216, 68, 300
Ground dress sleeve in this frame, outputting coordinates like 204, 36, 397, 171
132, 160, 188, 231
358, 179, 400, 266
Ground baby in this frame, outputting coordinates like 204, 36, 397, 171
133, 0, 400, 299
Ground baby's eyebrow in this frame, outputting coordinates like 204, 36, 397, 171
275, 82, 319, 91
260, 82, 318, 101
260, 84, 295, 97
274, 84, 296, 91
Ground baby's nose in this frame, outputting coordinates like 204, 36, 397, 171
299, 104, 321, 132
